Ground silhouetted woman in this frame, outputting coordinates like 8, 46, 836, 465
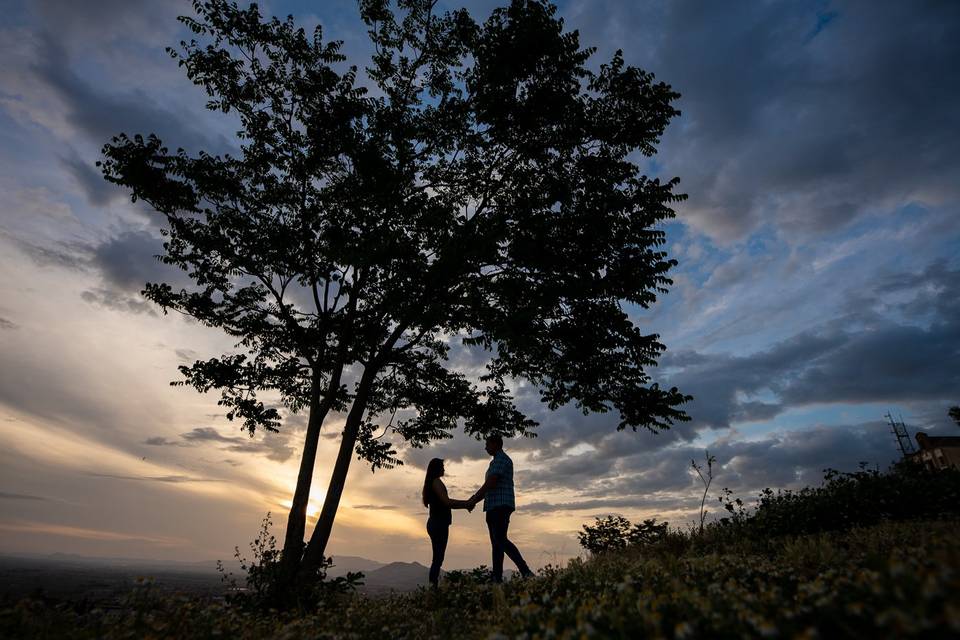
422, 457, 473, 587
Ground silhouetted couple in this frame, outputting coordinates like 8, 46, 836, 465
421, 434, 534, 586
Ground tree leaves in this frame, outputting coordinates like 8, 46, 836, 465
99, 0, 691, 463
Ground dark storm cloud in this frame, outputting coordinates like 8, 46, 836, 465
569, 0, 960, 240
146, 426, 297, 463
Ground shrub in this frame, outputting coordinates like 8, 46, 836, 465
578, 516, 668, 554
218, 513, 363, 612
743, 462, 960, 539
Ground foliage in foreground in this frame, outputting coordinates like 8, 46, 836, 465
4, 519, 958, 639
579, 462, 960, 555
577, 515, 668, 555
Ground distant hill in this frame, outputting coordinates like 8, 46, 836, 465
326, 555, 386, 577
0, 552, 432, 598
0, 553, 488, 597
361, 561, 430, 594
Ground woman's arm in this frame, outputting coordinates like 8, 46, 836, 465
468, 473, 499, 506
432, 478, 473, 509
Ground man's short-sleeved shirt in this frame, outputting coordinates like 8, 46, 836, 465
483, 450, 515, 512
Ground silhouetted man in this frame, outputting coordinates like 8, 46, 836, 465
469, 434, 534, 583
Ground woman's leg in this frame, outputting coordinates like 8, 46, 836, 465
427, 520, 449, 586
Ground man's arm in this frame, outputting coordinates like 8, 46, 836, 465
470, 474, 498, 506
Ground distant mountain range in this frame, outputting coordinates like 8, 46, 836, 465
0, 552, 437, 596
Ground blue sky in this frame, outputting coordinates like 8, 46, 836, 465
0, 0, 958, 568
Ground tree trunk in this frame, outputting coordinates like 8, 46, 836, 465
298, 368, 377, 577
279, 358, 349, 578
279, 380, 325, 575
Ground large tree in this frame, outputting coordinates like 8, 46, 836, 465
100, 0, 690, 582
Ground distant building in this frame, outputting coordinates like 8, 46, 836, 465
910, 432, 960, 471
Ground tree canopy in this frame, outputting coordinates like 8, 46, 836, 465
100, 0, 690, 582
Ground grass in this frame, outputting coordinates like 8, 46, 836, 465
3, 518, 958, 639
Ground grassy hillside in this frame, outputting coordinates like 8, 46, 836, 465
4, 464, 960, 638
3, 518, 958, 639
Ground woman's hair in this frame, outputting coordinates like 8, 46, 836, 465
422, 458, 444, 507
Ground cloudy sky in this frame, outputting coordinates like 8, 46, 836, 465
1, 0, 958, 570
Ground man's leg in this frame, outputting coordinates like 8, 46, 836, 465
499, 510, 533, 577
486, 509, 507, 583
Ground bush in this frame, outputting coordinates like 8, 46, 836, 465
736, 462, 960, 540
578, 516, 668, 554
218, 513, 363, 612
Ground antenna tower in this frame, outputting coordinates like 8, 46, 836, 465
885, 412, 916, 458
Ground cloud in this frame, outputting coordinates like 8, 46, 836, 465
90, 229, 184, 293
568, 0, 960, 242
81, 288, 157, 315
400, 258, 957, 474
61, 149, 121, 206
5, 234, 90, 271
351, 504, 397, 511
519, 495, 682, 515
31, 35, 230, 154
0, 317, 18, 330
89, 472, 216, 484
705, 421, 901, 490
175, 348, 198, 363
0, 491, 48, 501
0, 521, 184, 545
79, 229, 193, 315
659, 259, 960, 430
30, 0, 186, 49
517, 420, 904, 512
146, 426, 297, 463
